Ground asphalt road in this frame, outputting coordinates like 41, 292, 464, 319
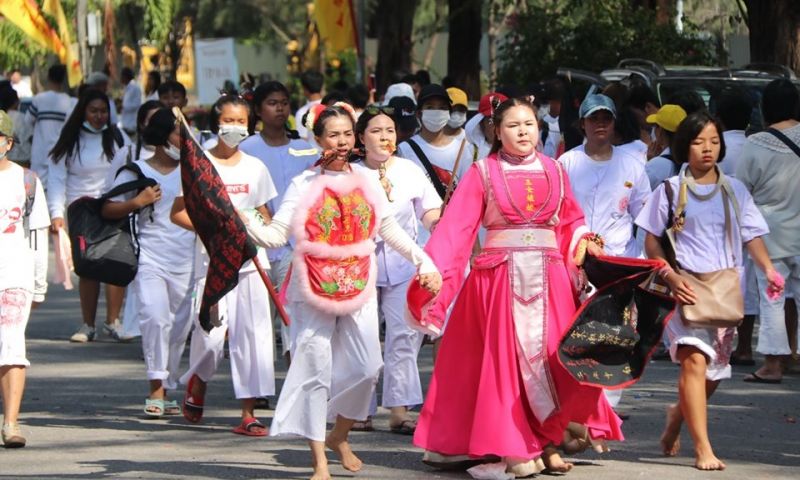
1, 280, 798, 479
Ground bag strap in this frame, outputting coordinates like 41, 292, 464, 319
405, 138, 447, 199
766, 128, 800, 158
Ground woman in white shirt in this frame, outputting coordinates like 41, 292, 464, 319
47, 89, 130, 343
352, 106, 442, 435
103, 108, 196, 418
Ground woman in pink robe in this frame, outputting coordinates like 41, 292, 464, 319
407, 98, 623, 474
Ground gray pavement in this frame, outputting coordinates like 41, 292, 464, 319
2, 281, 799, 479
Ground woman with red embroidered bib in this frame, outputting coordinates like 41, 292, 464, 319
242, 102, 441, 480
406, 97, 623, 476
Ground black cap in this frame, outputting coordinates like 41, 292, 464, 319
388, 96, 419, 133
417, 84, 451, 110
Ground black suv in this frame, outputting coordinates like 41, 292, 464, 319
558, 59, 800, 131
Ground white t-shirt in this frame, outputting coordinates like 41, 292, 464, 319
0, 163, 50, 292
352, 158, 442, 286
109, 159, 195, 272
615, 139, 648, 165
720, 130, 747, 179
397, 134, 473, 194
645, 148, 678, 191
47, 129, 131, 219
121, 81, 142, 132
560, 145, 651, 257
178, 152, 278, 279
24, 91, 77, 184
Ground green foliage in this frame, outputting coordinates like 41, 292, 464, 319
498, 0, 717, 85
0, 21, 49, 71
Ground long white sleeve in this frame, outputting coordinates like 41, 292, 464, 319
244, 213, 291, 249
379, 215, 437, 275
47, 155, 68, 218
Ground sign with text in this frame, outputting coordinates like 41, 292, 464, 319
195, 38, 239, 105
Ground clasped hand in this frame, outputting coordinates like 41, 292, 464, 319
418, 272, 442, 296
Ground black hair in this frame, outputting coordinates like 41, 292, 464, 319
665, 89, 706, 115
354, 106, 396, 149
347, 84, 369, 109
252, 81, 298, 139
142, 108, 177, 147
47, 64, 67, 85
312, 105, 355, 138
400, 73, 417, 85
626, 85, 660, 110
441, 75, 456, 89
332, 80, 349, 94
50, 89, 120, 165
615, 106, 643, 144
714, 91, 751, 131
672, 111, 726, 165
145, 71, 161, 95
761, 79, 800, 125
490, 97, 538, 154
0, 81, 19, 111
157, 80, 187, 98
209, 94, 253, 134
415, 70, 431, 87
322, 91, 348, 106
300, 70, 324, 94
121, 67, 135, 82
135, 100, 165, 156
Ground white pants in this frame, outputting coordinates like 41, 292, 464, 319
379, 280, 423, 408
121, 285, 142, 338
0, 289, 32, 368
756, 256, 800, 355
269, 255, 292, 355
270, 296, 383, 441
135, 264, 193, 390
179, 271, 275, 399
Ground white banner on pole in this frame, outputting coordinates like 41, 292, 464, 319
195, 38, 239, 105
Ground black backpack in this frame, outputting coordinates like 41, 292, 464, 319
66, 164, 156, 286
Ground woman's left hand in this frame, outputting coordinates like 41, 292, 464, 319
419, 272, 442, 296
587, 240, 605, 257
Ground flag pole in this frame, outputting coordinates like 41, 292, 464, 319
172, 107, 291, 327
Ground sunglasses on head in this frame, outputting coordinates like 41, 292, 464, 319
365, 105, 395, 116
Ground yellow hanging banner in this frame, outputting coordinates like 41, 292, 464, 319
0, 0, 64, 57
313, 0, 359, 55
42, 0, 83, 87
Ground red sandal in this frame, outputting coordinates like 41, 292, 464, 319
183, 374, 205, 423
233, 417, 268, 437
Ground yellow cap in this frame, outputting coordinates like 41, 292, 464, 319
446, 87, 468, 108
646, 104, 687, 133
0, 110, 13, 137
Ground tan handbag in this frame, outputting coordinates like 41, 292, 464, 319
666, 170, 744, 328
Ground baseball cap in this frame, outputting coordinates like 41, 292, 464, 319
478, 92, 509, 117
447, 87, 468, 109
579, 94, 617, 119
388, 96, 418, 133
646, 104, 687, 133
417, 84, 451, 109
0, 110, 13, 137
383, 83, 416, 106
86, 71, 110, 86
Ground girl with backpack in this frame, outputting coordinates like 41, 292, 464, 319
47, 89, 130, 343
102, 108, 195, 418
635, 111, 783, 470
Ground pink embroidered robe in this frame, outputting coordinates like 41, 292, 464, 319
407, 153, 623, 459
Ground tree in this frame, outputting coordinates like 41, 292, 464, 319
742, 0, 800, 75
447, 0, 482, 98
374, 0, 418, 93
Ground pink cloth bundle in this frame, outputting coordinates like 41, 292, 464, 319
52, 229, 74, 290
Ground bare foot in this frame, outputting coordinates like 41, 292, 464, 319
542, 446, 573, 473
325, 435, 363, 472
660, 404, 682, 457
695, 449, 726, 470
310, 462, 332, 480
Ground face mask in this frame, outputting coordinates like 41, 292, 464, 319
447, 111, 467, 129
218, 125, 249, 148
164, 143, 181, 160
0, 139, 7, 160
421, 110, 450, 133
82, 121, 108, 134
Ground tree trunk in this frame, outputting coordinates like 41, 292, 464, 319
745, 0, 800, 75
375, 0, 418, 94
447, 0, 482, 98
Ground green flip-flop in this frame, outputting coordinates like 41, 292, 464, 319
144, 398, 165, 417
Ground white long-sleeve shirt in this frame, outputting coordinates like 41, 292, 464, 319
47, 130, 129, 219
121, 81, 142, 132
24, 90, 77, 184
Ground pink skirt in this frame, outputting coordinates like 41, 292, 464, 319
413, 257, 623, 459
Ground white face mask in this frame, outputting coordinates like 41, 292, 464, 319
164, 143, 181, 160
83, 121, 108, 134
447, 111, 467, 129
218, 125, 249, 148
0, 139, 8, 160
421, 110, 450, 133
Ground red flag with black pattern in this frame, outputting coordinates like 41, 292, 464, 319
178, 120, 257, 332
